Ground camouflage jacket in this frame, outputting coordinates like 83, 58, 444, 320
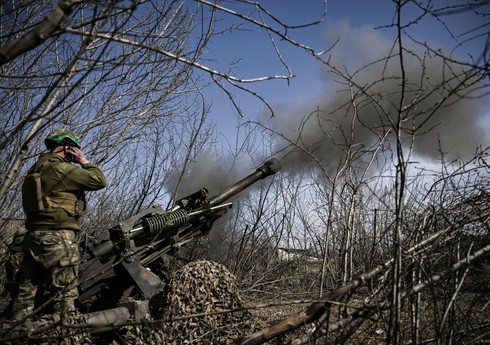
22, 153, 106, 231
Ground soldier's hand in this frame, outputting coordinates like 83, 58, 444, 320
67, 147, 89, 165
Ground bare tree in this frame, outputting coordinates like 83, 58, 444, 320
233, 1, 490, 344
0, 0, 329, 340
0, 0, 326, 222
1, 0, 488, 344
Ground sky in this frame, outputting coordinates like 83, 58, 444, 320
201, 1, 487, 103
173, 0, 490, 197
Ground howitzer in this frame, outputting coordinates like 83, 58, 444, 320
77, 158, 281, 325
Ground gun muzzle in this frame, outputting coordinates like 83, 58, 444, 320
208, 158, 281, 207
256, 157, 282, 176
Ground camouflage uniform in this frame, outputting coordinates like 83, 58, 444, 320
5, 227, 27, 300
0, 227, 26, 318
12, 152, 106, 320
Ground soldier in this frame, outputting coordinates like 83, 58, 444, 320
5, 228, 27, 294
11, 129, 106, 321
1, 226, 27, 318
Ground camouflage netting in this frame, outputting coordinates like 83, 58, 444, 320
111, 259, 263, 344
159, 259, 256, 344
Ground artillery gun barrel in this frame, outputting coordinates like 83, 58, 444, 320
128, 159, 282, 239
87, 158, 281, 259
207, 158, 281, 207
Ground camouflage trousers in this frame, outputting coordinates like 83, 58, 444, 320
11, 229, 80, 320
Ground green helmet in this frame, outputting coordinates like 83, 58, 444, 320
44, 129, 82, 149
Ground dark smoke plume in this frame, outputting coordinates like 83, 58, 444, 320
165, 151, 267, 205
265, 21, 489, 173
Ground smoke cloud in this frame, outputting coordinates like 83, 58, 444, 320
166, 21, 489, 199
165, 151, 266, 204
265, 21, 489, 173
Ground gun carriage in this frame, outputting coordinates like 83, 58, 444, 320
77, 158, 281, 325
